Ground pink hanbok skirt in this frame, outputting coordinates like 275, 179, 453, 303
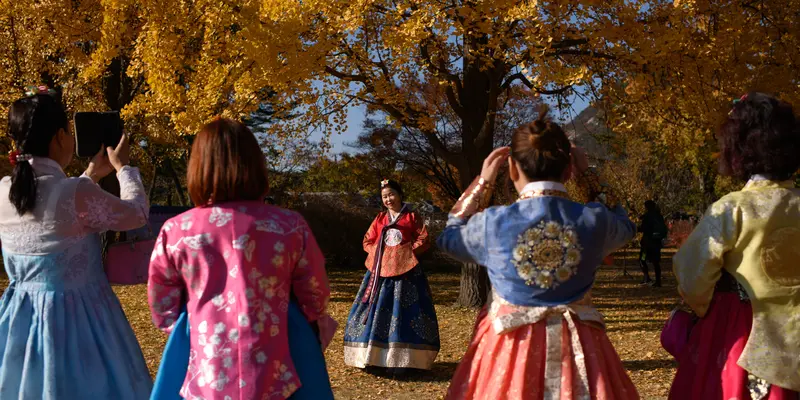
669, 292, 799, 399
445, 308, 639, 400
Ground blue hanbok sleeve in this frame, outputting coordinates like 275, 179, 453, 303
591, 203, 637, 255
436, 211, 490, 266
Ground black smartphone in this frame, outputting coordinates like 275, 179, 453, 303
74, 111, 123, 158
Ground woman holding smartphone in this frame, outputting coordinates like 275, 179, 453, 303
0, 87, 152, 399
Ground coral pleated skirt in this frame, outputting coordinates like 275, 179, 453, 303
446, 308, 639, 400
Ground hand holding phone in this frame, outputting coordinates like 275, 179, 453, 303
107, 133, 130, 171
84, 134, 130, 183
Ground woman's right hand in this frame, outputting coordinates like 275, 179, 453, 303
107, 133, 130, 171
480, 147, 510, 183
85, 146, 114, 183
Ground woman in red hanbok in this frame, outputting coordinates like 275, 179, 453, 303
343, 179, 440, 372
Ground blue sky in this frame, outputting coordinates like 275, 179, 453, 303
315, 94, 592, 154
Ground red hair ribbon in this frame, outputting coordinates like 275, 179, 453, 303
8, 150, 19, 167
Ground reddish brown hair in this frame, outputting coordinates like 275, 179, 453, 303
510, 105, 572, 181
187, 117, 269, 206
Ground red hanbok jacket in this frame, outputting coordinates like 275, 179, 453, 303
362, 208, 429, 277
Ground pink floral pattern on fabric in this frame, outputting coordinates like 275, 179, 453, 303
148, 202, 336, 400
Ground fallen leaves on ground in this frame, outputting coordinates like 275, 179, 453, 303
0, 249, 679, 399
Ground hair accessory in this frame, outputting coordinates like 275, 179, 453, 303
381, 179, 389, 187
24, 85, 56, 97
16, 153, 32, 164
8, 151, 31, 166
729, 94, 748, 116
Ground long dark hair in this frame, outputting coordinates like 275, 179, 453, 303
7, 94, 69, 215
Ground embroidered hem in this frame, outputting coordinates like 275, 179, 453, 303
343, 341, 438, 369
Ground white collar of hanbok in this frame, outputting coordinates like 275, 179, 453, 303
521, 181, 567, 193
29, 157, 67, 179
749, 174, 771, 182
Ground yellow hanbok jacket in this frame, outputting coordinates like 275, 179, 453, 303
674, 178, 800, 391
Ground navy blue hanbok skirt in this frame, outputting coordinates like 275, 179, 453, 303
343, 266, 440, 369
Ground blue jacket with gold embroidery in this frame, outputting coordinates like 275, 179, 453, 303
437, 196, 635, 307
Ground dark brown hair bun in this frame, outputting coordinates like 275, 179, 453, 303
510, 104, 572, 181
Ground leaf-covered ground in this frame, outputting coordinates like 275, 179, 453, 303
0, 249, 679, 399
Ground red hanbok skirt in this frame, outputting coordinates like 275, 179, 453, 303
446, 308, 639, 400
669, 292, 799, 399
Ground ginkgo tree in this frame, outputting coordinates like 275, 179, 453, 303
99, 0, 641, 307
601, 0, 800, 208
284, 0, 646, 306
3, 0, 800, 307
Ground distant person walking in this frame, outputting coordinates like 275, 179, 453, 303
639, 200, 667, 287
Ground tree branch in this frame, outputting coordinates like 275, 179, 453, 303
8, 17, 24, 92
419, 38, 467, 121
324, 66, 367, 82
547, 49, 616, 60
501, 73, 573, 95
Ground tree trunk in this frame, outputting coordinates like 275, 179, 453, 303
455, 262, 490, 308
698, 166, 717, 213
164, 158, 187, 206
148, 171, 158, 203
452, 51, 498, 309
100, 56, 129, 250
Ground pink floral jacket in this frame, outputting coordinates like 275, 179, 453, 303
148, 202, 337, 400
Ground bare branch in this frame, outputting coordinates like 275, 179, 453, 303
501, 73, 531, 89
501, 73, 573, 95
419, 39, 466, 120
550, 38, 590, 49
324, 66, 367, 82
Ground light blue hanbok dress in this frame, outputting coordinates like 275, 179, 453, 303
0, 157, 153, 399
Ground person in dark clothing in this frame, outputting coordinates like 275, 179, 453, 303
639, 200, 667, 287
